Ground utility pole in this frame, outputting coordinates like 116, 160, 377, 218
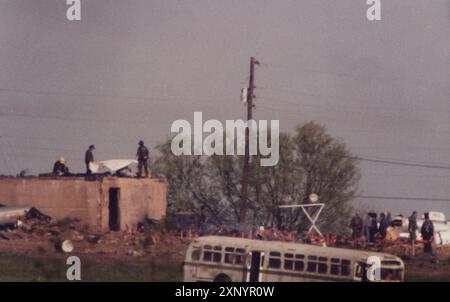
240, 57, 258, 225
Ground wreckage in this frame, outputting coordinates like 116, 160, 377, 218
89, 159, 138, 176
0, 205, 30, 226
0, 205, 51, 227
392, 211, 450, 245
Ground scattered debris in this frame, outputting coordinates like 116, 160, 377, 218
0, 208, 189, 259
26, 207, 51, 222
0, 205, 31, 225
0, 230, 23, 240
61, 240, 74, 253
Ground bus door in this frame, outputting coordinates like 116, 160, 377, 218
354, 262, 369, 282
247, 251, 264, 282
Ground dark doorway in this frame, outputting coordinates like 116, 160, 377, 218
109, 188, 120, 231
249, 251, 261, 282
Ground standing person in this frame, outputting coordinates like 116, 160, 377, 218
368, 213, 378, 243
364, 213, 371, 242
408, 211, 418, 243
386, 212, 392, 226
378, 213, 389, 240
85, 145, 95, 175
136, 140, 150, 178
421, 213, 435, 254
349, 212, 363, 239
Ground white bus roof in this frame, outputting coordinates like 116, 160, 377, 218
192, 236, 401, 262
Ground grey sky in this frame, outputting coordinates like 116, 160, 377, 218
0, 0, 449, 218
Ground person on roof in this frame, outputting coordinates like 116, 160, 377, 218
136, 140, 150, 178
85, 145, 95, 175
53, 157, 69, 176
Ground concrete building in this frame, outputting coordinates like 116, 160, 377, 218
0, 176, 167, 232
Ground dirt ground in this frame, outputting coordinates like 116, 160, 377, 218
0, 216, 190, 281
1, 216, 449, 281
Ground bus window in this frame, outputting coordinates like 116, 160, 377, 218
213, 246, 222, 262
213, 253, 221, 262
294, 254, 305, 271
224, 247, 234, 264
382, 260, 401, 266
381, 269, 402, 281
191, 249, 201, 261
203, 245, 221, 262
307, 256, 318, 272
268, 252, 281, 269
341, 260, 351, 276
203, 245, 213, 261
284, 253, 294, 270
331, 258, 351, 276
318, 257, 328, 274
235, 248, 246, 265
331, 258, 339, 275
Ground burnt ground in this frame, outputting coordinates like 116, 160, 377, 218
0, 217, 449, 281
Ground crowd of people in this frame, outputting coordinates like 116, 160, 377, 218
194, 208, 436, 254
349, 211, 435, 254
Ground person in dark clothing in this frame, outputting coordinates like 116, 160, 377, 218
378, 213, 389, 239
85, 145, 95, 175
136, 140, 150, 178
53, 157, 69, 176
364, 213, 371, 242
349, 212, 363, 239
386, 212, 392, 227
368, 213, 378, 243
421, 212, 434, 254
408, 211, 418, 243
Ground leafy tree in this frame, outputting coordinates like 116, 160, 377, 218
153, 122, 359, 233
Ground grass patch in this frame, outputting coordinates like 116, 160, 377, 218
0, 252, 183, 282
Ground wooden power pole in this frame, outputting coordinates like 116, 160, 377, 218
240, 57, 258, 225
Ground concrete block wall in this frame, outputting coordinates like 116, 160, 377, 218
0, 176, 167, 232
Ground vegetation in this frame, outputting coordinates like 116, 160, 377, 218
153, 121, 359, 233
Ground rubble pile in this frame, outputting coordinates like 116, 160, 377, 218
0, 209, 189, 258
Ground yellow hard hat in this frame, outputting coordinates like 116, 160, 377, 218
59, 156, 66, 164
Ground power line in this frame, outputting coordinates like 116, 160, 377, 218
258, 88, 449, 115
364, 171, 450, 178
345, 155, 450, 170
256, 100, 450, 134
0, 87, 239, 108
7, 109, 448, 170
255, 103, 449, 134
260, 62, 449, 90
355, 195, 450, 202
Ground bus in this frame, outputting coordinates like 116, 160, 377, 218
183, 236, 404, 282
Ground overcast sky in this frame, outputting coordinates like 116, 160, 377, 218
0, 0, 449, 218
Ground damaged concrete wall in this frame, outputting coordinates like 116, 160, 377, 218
0, 177, 167, 232
99, 178, 167, 231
